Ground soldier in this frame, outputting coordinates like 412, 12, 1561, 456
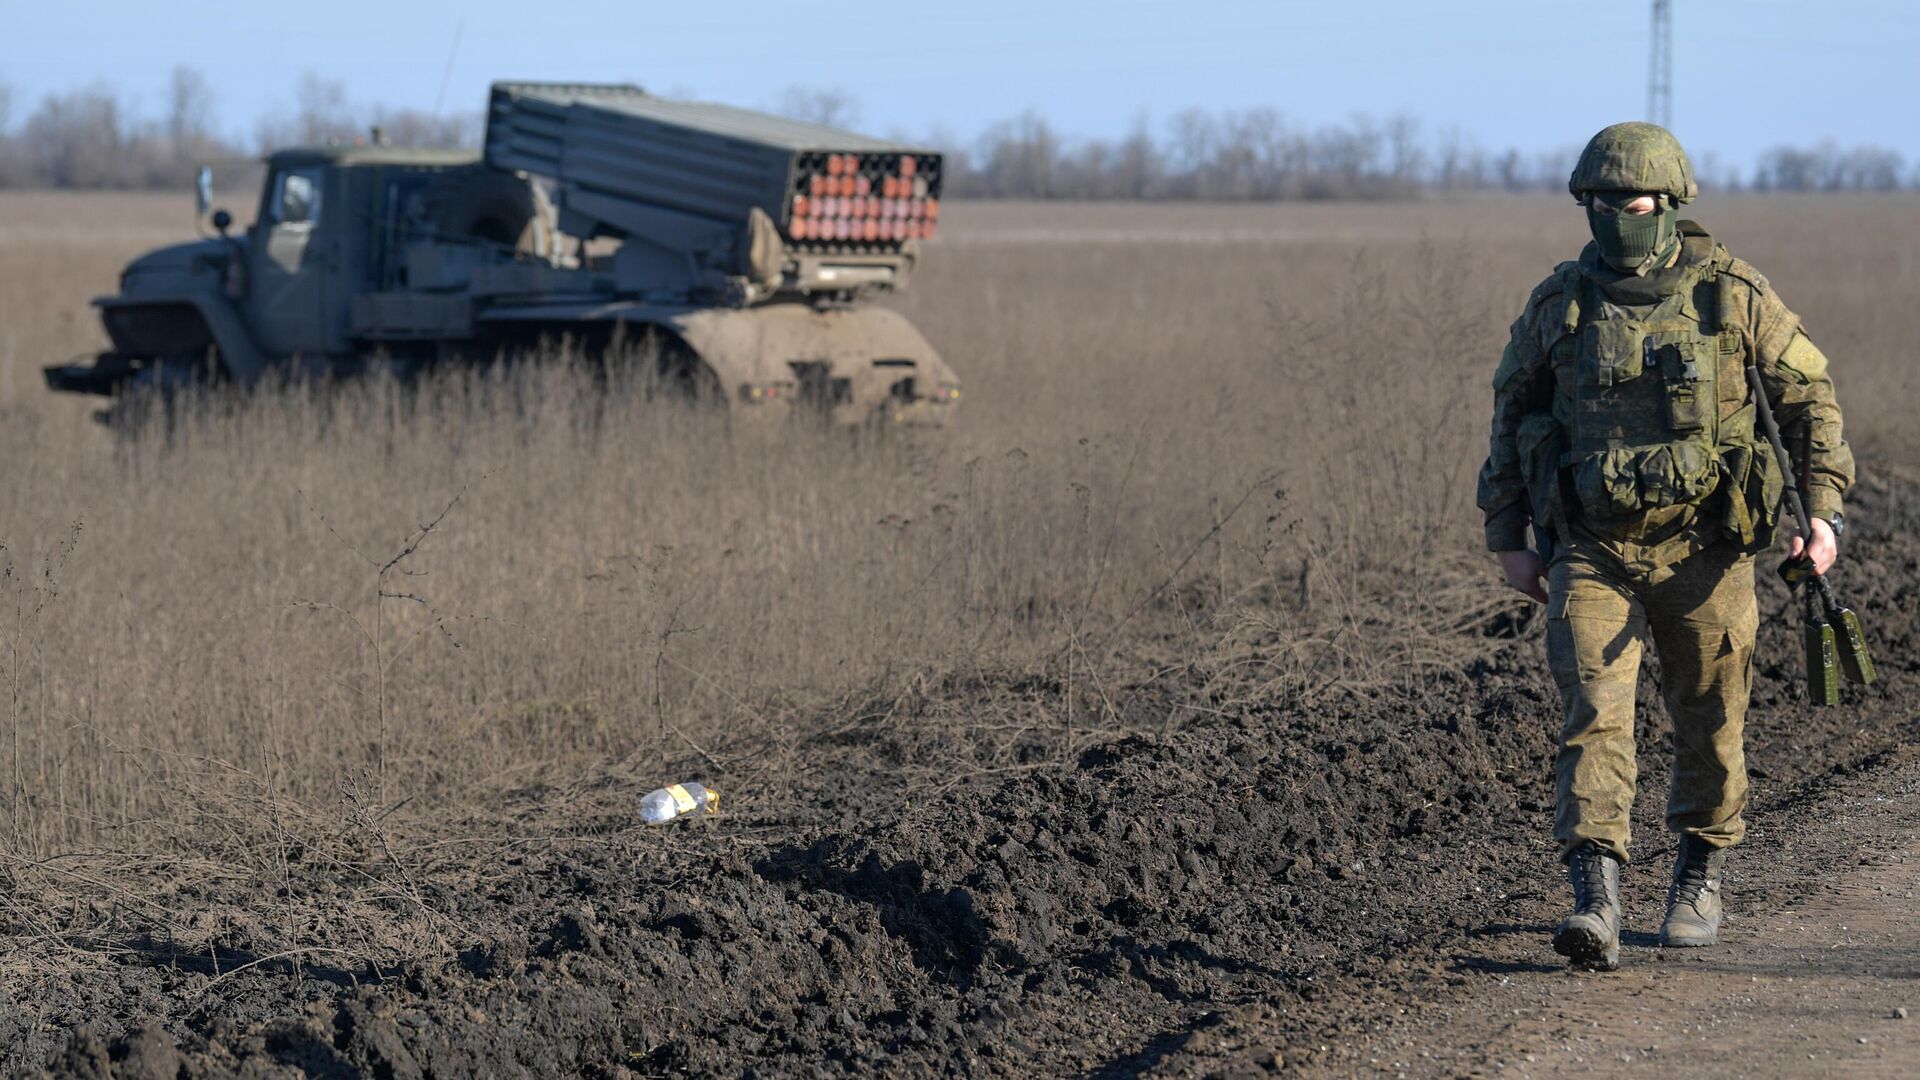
1476, 122, 1852, 971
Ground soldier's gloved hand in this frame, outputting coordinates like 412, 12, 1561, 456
1497, 549, 1549, 605
1787, 517, 1838, 577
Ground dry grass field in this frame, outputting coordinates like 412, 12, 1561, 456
0, 194, 1509, 855
2, 190, 1917, 1074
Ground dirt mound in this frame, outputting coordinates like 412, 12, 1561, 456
22, 472, 1920, 1078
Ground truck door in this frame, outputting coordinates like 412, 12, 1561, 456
246, 165, 333, 360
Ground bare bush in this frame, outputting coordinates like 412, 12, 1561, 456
251, 72, 474, 152
771, 85, 864, 130
0, 69, 481, 193
1753, 140, 1909, 192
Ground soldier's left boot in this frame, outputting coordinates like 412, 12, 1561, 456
1659, 834, 1727, 948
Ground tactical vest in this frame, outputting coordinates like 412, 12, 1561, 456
1516, 243, 1782, 548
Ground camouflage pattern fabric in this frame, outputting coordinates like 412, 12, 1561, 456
1568, 121, 1699, 202
1547, 535, 1756, 862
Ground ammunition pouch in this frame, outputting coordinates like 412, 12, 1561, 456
1571, 442, 1718, 520
1712, 440, 1784, 552
1649, 331, 1713, 433
1583, 316, 1646, 386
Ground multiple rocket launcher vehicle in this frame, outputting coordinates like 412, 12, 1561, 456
46, 81, 961, 424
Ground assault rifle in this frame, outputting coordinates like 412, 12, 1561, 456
1745, 365, 1875, 705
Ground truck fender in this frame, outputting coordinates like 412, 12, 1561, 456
666, 304, 955, 403
95, 288, 269, 385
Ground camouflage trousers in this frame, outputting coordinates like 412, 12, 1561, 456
1545, 536, 1757, 863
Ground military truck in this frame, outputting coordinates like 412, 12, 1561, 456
46, 81, 959, 425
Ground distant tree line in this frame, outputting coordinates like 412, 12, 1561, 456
0, 68, 471, 190
1747, 142, 1912, 193
930, 109, 1919, 199
938, 110, 1569, 199
1, 70, 1913, 198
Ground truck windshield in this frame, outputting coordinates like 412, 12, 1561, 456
269, 168, 324, 226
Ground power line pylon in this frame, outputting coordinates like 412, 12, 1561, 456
1649, 0, 1674, 129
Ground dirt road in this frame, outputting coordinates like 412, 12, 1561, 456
1168, 749, 1920, 1079
1414, 771, 1920, 1078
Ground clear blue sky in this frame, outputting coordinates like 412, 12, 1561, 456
2, 0, 1914, 168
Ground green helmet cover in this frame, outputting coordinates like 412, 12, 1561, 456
1568, 122, 1698, 203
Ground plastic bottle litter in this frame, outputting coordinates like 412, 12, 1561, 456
640, 781, 720, 825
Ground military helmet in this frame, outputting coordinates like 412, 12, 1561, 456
1568, 121, 1698, 204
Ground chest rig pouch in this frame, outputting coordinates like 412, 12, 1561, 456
1564, 281, 1722, 522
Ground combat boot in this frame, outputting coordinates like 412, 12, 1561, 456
1659, 834, 1726, 947
1552, 841, 1621, 971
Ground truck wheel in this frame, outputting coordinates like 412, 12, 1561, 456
656, 350, 723, 406
629, 329, 722, 406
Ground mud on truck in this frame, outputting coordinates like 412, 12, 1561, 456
46, 81, 960, 425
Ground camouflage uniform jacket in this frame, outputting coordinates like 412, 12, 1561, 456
1476, 224, 1853, 554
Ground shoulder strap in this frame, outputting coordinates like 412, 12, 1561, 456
1716, 250, 1769, 292
1567, 267, 1590, 336
1523, 265, 1586, 413
1706, 243, 1741, 339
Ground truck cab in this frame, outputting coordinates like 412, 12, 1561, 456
48, 144, 542, 394
245, 146, 545, 371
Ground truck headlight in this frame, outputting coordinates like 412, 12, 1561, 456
738, 382, 794, 403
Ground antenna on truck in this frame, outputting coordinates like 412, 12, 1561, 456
433, 18, 467, 120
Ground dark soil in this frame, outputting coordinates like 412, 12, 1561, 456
16, 471, 1920, 1078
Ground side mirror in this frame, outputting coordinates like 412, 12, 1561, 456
195, 166, 213, 218
211, 209, 233, 236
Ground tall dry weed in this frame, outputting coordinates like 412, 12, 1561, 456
0, 193, 1914, 953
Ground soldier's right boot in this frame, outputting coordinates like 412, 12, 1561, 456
1659, 834, 1726, 947
1552, 841, 1621, 971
